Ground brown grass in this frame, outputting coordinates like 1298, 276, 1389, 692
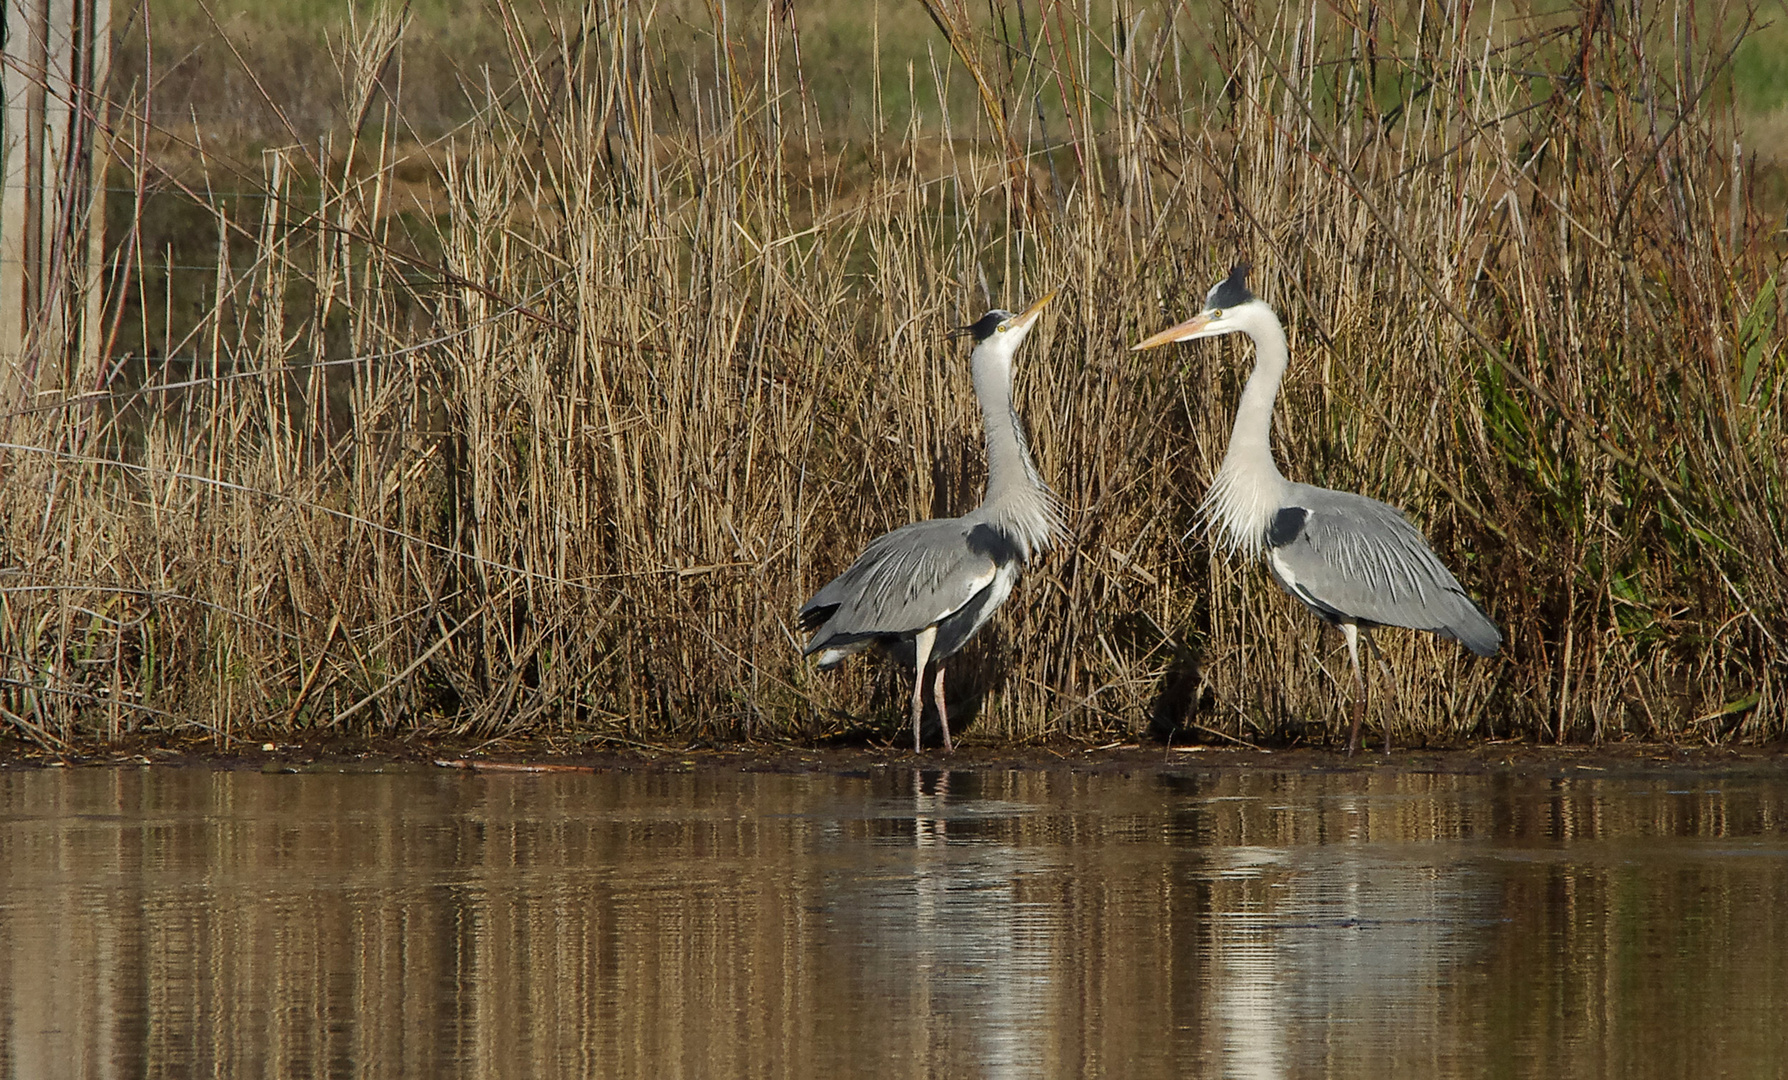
1, 0, 1782, 751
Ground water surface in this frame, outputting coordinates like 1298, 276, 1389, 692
2, 761, 1785, 1078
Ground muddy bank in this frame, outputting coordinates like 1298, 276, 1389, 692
1, 733, 1782, 779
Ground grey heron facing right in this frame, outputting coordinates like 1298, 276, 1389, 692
800, 293, 1063, 752
1134, 265, 1499, 753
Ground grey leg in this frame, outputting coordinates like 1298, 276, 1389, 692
1363, 630, 1392, 755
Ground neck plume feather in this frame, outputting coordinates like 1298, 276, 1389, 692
973, 347, 1064, 563
1200, 303, 1291, 558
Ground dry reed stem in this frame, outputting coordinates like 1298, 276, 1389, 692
0, 0, 1781, 749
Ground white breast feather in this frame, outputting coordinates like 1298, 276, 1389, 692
963, 564, 1020, 638
1203, 459, 1286, 558
940, 565, 1000, 624
1268, 549, 1298, 590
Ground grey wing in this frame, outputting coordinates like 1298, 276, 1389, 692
1267, 485, 1502, 656
799, 517, 1001, 657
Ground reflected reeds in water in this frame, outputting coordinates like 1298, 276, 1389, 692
1, 765, 1785, 1078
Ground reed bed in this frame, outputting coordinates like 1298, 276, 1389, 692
1, 0, 1781, 750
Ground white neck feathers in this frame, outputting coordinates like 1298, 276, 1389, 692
972, 341, 1063, 563
1200, 302, 1291, 558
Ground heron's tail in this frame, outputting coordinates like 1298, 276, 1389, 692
1444, 599, 1502, 657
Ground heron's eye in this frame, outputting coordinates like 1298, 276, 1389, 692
1209, 308, 1223, 319
997, 321, 1011, 334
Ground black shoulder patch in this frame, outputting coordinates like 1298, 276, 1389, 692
1267, 505, 1308, 549
798, 602, 838, 633
1205, 263, 1253, 310
953, 309, 1013, 344
965, 522, 1024, 565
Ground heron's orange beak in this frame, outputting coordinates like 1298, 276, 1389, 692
1131, 313, 1212, 351
1012, 289, 1057, 329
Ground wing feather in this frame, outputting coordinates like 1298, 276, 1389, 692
800, 517, 1001, 656
1269, 485, 1501, 655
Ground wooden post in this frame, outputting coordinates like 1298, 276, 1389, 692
1, 0, 111, 409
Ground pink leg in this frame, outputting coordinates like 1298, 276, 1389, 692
933, 665, 953, 753
910, 627, 937, 753
1343, 623, 1366, 756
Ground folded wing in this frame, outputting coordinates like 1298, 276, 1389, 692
800, 518, 1005, 665
1267, 485, 1501, 657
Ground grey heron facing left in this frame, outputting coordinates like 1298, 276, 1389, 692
800, 293, 1064, 752
1134, 265, 1499, 754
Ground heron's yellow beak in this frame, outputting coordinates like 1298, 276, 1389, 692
1131, 313, 1212, 351
1012, 289, 1057, 329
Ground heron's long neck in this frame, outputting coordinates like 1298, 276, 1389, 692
1204, 307, 1291, 557
973, 349, 1061, 562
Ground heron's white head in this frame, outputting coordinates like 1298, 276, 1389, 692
1130, 264, 1263, 350
952, 290, 1056, 357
